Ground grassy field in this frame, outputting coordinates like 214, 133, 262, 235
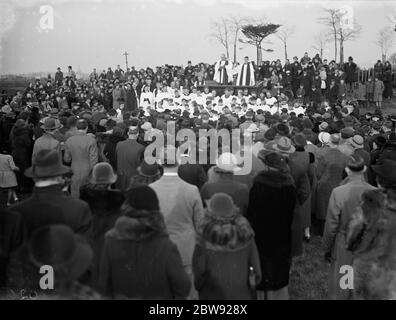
289, 235, 329, 300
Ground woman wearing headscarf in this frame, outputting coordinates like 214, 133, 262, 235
247, 151, 297, 300
98, 185, 191, 299
193, 193, 261, 300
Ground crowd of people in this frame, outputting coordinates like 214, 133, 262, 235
0, 52, 395, 300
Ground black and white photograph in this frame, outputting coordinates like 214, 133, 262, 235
0, 0, 396, 308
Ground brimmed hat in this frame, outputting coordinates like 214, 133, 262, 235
319, 122, 329, 131
350, 135, 364, 149
272, 137, 295, 154
293, 133, 307, 147
137, 160, 162, 179
25, 149, 71, 178
41, 117, 61, 131
91, 162, 117, 185
254, 130, 266, 142
215, 152, 238, 173
141, 122, 153, 131
340, 127, 355, 139
29, 225, 93, 281
372, 159, 396, 186
261, 151, 289, 172
206, 193, 237, 217
276, 123, 290, 136
319, 132, 331, 145
330, 133, 340, 145
264, 128, 277, 141
1, 105, 12, 113
125, 185, 159, 211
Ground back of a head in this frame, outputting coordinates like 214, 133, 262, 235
124, 185, 160, 212
76, 119, 88, 130
67, 115, 77, 128
347, 155, 365, 172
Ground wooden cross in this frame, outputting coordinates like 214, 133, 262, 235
123, 51, 129, 70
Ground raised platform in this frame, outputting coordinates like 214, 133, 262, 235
197, 82, 262, 95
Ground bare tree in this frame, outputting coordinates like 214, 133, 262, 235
275, 26, 295, 61
228, 16, 251, 63
318, 9, 339, 62
208, 18, 231, 59
390, 52, 396, 68
318, 8, 362, 63
312, 32, 328, 60
337, 20, 362, 64
375, 28, 395, 61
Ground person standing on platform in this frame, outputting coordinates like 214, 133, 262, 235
236, 56, 256, 87
214, 54, 233, 85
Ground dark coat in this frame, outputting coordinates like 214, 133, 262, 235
344, 62, 358, 83
79, 185, 124, 288
9, 185, 92, 239
5, 197, 91, 292
11, 126, 33, 188
247, 169, 297, 290
104, 134, 125, 171
0, 209, 23, 288
327, 84, 339, 105
287, 155, 312, 257
125, 88, 140, 112
289, 149, 315, 238
98, 215, 191, 299
201, 174, 250, 216
192, 213, 261, 300
115, 139, 145, 191
316, 148, 348, 220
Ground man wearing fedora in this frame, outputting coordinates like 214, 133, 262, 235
115, 124, 145, 191
8, 149, 92, 241
323, 155, 376, 300
64, 119, 99, 198
6, 224, 99, 298
31, 117, 63, 164
316, 134, 349, 233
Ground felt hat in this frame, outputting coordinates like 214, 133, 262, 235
90, 162, 117, 185
25, 149, 71, 179
41, 117, 61, 131
272, 137, 295, 154
372, 159, 396, 186
29, 225, 93, 281
206, 193, 237, 217
350, 135, 364, 149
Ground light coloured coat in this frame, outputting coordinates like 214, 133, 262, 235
322, 174, 376, 300
64, 132, 98, 198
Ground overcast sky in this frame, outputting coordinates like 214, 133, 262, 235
0, 0, 395, 74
